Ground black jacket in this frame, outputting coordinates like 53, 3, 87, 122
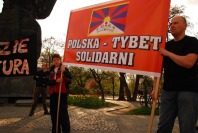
47, 65, 72, 92
33, 70, 50, 87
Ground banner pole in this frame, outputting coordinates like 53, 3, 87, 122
56, 70, 63, 133
148, 77, 160, 133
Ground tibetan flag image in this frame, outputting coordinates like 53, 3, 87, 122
88, 3, 129, 36
64, 0, 171, 77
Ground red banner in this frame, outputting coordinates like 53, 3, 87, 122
63, 0, 170, 77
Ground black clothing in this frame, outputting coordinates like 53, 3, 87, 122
34, 70, 50, 87
50, 93, 70, 133
48, 65, 72, 93
29, 86, 49, 116
29, 70, 50, 116
48, 65, 71, 133
63, 67, 72, 94
163, 36, 198, 92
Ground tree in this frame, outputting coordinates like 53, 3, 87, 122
70, 67, 92, 87
38, 37, 64, 67
89, 69, 105, 100
131, 74, 142, 101
141, 76, 153, 107
102, 71, 119, 99
127, 74, 136, 93
118, 72, 132, 101
89, 69, 118, 100
118, 74, 126, 101
110, 72, 119, 99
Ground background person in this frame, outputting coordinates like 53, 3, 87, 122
29, 63, 50, 116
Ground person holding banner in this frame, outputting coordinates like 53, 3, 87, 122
47, 54, 71, 133
29, 63, 50, 116
153, 16, 198, 133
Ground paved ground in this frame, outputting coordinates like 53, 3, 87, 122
0, 98, 188, 133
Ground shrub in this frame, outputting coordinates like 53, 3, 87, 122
68, 95, 116, 109
69, 86, 89, 95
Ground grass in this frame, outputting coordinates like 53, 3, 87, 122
126, 106, 159, 115
68, 95, 118, 109
68, 95, 159, 115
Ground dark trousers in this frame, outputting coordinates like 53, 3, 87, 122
157, 90, 198, 133
50, 93, 70, 133
30, 86, 48, 113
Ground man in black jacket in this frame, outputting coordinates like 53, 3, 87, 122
29, 63, 50, 116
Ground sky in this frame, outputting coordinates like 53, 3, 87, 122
0, 0, 198, 41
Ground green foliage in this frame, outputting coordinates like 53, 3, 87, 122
39, 37, 64, 67
126, 107, 159, 115
127, 74, 136, 93
69, 86, 89, 95
68, 95, 117, 109
69, 66, 92, 91
138, 76, 154, 94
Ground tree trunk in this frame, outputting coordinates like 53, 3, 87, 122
112, 77, 115, 100
143, 77, 149, 107
120, 73, 132, 101
132, 75, 141, 101
117, 73, 126, 101
89, 69, 105, 100
98, 83, 105, 100
144, 85, 148, 107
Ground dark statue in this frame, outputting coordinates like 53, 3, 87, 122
0, 0, 57, 97
0, 0, 57, 58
